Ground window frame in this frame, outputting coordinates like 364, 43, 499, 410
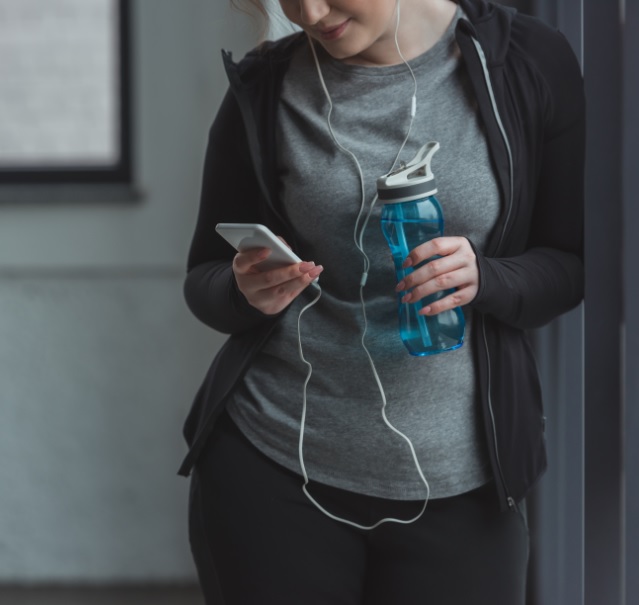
0, 0, 132, 186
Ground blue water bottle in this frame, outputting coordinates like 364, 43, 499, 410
378, 142, 465, 356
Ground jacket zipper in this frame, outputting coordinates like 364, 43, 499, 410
469, 36, 517, 510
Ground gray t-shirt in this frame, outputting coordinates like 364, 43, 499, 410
227, 10, 500, 500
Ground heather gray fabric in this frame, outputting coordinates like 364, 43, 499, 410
227, 9, 500, 500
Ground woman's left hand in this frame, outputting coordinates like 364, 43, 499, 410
394, 237, 479, 316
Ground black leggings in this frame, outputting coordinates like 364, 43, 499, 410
189, 411, 529, 605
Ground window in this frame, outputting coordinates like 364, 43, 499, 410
0, 0, 131, 185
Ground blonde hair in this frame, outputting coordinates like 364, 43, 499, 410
231, 0, 268, 18
231, 1, 302, 41
230, 0, 271, 40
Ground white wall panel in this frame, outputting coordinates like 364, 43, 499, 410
0, 0, 255, 583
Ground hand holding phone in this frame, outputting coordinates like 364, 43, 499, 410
215, 224, 322, 315
215, 223, 305, 272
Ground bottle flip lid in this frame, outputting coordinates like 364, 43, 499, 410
377, 141, 440, 203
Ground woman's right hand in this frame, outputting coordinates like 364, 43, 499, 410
233, 246, 323, 316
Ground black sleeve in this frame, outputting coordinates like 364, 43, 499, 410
470, 29, 585, 330
183, 88, 275, 334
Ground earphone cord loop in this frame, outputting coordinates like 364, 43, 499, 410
297, 285, 431, 531
297, 0, 430, 529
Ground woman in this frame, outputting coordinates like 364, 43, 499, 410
180, 1, 585, 603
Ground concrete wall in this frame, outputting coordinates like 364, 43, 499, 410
0, 0, 255, 583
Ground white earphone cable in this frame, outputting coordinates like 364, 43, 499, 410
296, 0, 431, 530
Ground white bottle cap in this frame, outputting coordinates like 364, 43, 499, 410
377, 142, 440, 203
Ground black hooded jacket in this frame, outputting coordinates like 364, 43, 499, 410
179, 0, 585, 510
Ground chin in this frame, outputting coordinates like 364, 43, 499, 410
318, 41, 363, 62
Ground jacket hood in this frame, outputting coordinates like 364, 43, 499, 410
456, 0, 515, 66
222, 33, 305, 90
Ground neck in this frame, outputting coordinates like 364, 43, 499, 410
344, 0, 458, 67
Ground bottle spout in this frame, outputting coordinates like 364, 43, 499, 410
377, 141, 440, 202
387, 141, 439, 181
405, 141, 440, 180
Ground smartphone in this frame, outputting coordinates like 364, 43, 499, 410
215, 223, 304, 272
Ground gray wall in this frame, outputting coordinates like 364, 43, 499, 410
0, 0, 254, 583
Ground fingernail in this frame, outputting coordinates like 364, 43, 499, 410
401, 293, 412, 303
395, 281, 406, 292
299, 261, 315, 272
402, 258, 413, 268
420, 306, 432, 315
257, 248, 271, 259
309, 265, 324, 278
